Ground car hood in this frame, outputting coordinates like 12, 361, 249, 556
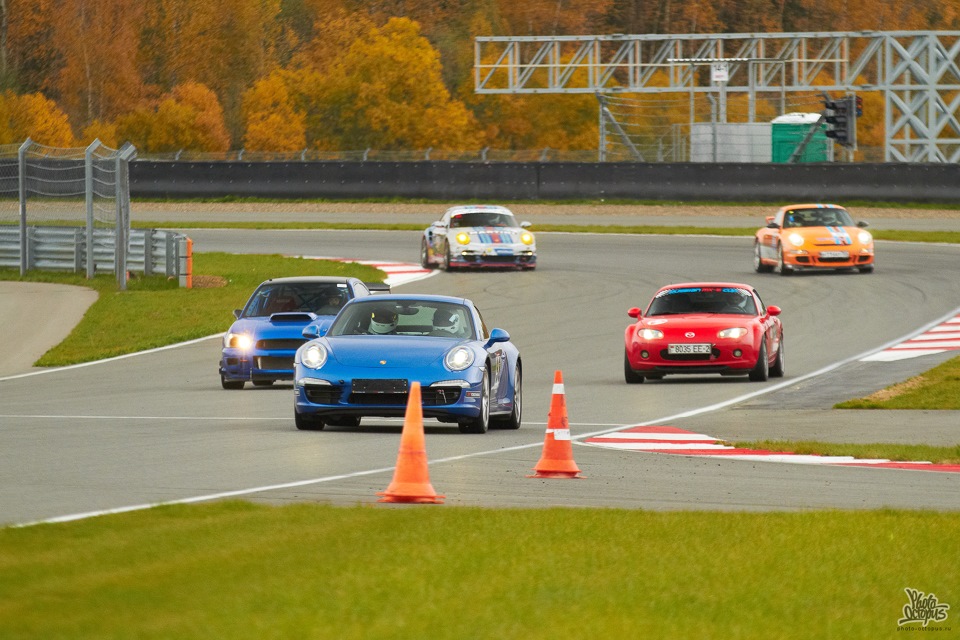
327, 335, 462, 368
454, 227, 520, 244
231, 313, 331, 339
788, 226, 863, 246
642, 315, 754, 335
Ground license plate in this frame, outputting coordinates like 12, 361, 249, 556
819, 250, 849, 259
351, 379, 407, 393
668, 343, 712, 355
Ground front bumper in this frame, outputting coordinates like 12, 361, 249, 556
449, 245, 536, 269
784, 248, 874, 270
626, 342, 759, 376
294, 366, 485, 421
220, 348, 298, 382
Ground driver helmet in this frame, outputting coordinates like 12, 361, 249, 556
434, 311, 461, 335
369, 308, 398, 334
325, 289, 345, 308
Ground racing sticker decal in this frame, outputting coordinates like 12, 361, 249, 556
583, 426, 960, 473
862, 314, 960, 362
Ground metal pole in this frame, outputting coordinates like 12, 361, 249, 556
85, 139, 102, 279
17, 138, 31, 276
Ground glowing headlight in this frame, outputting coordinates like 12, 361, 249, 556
718, 327, 748, 339
224, 332, 253, 350
456, 232, 471, 245
301, 344, 327, 369
444, 346, 475, 371
520, 232, 535, 245
788, 233, 805, 247
637, 328, 664, 340
858, 230, 873, 244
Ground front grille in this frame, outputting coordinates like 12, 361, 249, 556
469, 255, 517, 264
422, 386, 462, 406
257, 339, 305, 350
660, 348, 720, 361
349, 392, 407, 405
256, 356, 294, 370
304, 385, 344, 404
816, 256, 851, 264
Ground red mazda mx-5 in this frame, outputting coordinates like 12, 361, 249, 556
624, 282, 783, 383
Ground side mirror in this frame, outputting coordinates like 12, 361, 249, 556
233, 309, 242, 319
767, 305, 781, 317
485, 328, 510, 347
627, 307, 642, 319
303, 319, 332, 339
520, 221, 532, 229
857, 220, 870, 228
433, 221, 446, 229
766, 221, 780, 229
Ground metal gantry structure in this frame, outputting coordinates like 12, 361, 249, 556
474, 31, 960, 162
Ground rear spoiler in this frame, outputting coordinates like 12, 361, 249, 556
366, 282, 391, 294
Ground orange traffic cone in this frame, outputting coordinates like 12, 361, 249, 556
377, 382, 445, 504
528, 371, 583, 479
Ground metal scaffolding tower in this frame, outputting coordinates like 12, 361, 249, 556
474, 31, 960, 162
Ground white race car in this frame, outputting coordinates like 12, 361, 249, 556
420, 205, 536, 271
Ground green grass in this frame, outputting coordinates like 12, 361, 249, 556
0, 253, 384, 367
732, 440, 960, 464
1, 502, 957, 639
835, 357, 960, 410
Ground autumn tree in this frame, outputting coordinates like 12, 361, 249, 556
0, 91, 75, 145
114, 82, 229, 153
299, 17, 483, 150
241, 72, 306, 151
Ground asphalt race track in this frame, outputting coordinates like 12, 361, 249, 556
2, 229, 959, 525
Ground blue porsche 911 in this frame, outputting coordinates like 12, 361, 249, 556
293, 294, 522, 433
219, 276, 388, 389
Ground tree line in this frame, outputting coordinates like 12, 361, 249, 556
1, 0, 957, 154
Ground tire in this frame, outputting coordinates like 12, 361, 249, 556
420, 238, 435, 269
754, 242, 773, 273
221, 374, 244, 390
252, 379, 274, 387
749, 342, 769, 381
770, 337, 785, 378
459, 369, 490, 433
439, 241, 452, 271
295, 411, 325, 431
624, 350, 644, 384
326, 416, 361, 427
493, 364, 522, 430
777, 244, 793, 276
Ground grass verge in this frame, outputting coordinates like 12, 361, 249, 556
732, 440, 960, 464
1, 502, 957, 639
835, 357, 960, 410
0, 253, 384, 367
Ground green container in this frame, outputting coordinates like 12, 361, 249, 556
771, 113, 829, 163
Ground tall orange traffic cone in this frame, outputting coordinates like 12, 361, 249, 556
528, 371, 583, 479
377, 382, 445, 504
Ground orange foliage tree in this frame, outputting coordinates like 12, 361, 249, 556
241, 73, 306, 151
114, 82, 229, 153
0, 91, 75, 146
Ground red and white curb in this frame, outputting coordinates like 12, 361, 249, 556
301, 256, 436, 287
583, 426, 960, 473
862, 313, 960, 362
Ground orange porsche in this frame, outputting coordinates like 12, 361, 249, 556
754, 204, 874, 275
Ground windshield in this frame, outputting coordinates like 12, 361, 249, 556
646, 287, 757, 316
243, 283, 349, 317
782, 207, 854, 228
330, 300, 475, 338
449, 212, 517, 228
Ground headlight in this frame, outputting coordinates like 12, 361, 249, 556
224, 332, 253, 350
788, 233, 805, 247
456, 232, 471, 245
301, 344, 327, 369
444, 346, 475, 371
718, 327, 748, 339
637, 328, 664, 340
858, 230, 873, 244
520, 232, 535, 245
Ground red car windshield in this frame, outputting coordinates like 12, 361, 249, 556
647, 287, 757, 316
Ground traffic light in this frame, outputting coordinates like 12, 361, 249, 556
823, 95, 856, 149
855, 94, 863, 117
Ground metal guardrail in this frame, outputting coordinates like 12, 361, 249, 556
0, 226, 189, 281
